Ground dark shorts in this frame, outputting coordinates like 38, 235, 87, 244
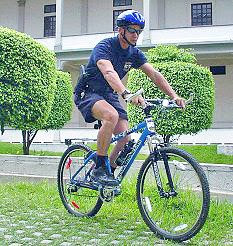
74, 91, 128, 123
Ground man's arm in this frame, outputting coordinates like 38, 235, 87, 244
97, 59, 144, 105
97, 59, 125, 94
140, 63, 185, 107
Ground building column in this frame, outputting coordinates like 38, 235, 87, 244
81, 0, 88, 34
158, 0, 165, 29
55, 0, 64, 51
17, 0, 26, 32
142, 0, 151, 45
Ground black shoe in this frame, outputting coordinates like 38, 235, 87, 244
91, 166, 119, 186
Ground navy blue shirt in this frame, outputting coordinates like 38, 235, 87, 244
85, 36, 147, 92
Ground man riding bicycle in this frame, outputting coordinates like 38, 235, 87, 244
74, 10, 185, 186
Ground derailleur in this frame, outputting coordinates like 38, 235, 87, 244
67, 183, 78, 194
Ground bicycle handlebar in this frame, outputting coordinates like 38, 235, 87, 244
126, 88, 194, 109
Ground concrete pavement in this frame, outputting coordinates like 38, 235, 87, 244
1, 128, 233, 144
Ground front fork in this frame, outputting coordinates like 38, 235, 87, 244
147, 137, 177, 198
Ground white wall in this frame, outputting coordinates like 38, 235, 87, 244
24, 0, 56, 38
213, 65, 233, 127
63, 0, 81, 36
199, 59, 233, 128
163, 0, 233, 29
0, 0, 18, 30
165, 0, 189, 28
87, 0, 143, 33
214, 0, 233, 25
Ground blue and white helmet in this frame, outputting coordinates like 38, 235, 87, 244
117, 10, 145, 29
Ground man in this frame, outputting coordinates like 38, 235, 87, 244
74, 10, 185, 186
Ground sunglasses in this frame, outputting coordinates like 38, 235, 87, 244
125, 26, 143, 35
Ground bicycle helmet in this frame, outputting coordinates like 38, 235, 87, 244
117, 10, 145, 29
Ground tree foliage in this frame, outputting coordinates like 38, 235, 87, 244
44, 70, 73, 130
0, 27, 56, 132
22, 71, 73, 155
127, 45, 215, 136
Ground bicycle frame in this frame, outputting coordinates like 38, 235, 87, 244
71, 118, 156, 187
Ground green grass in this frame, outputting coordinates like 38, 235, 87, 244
0, 181, 232, 245
178, 145, 233, 164
0, 142, 63, 156
0, 141, 233, 164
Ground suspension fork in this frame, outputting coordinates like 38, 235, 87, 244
160, 151, 177, 197
147, 137, 164, 196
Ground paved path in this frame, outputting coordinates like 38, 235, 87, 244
1, 128, 233, 144
0, 205, 232, 246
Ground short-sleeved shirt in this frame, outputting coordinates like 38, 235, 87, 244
74, 35, 147, 123
84, 35, 147, 92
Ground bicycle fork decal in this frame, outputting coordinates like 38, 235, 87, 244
151, 157, 163, 194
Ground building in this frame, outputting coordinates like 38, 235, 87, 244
1, 0, 233, 134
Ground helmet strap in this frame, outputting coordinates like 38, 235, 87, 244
121, 29, 136, 47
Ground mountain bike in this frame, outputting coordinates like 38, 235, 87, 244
57, 89, 210, 242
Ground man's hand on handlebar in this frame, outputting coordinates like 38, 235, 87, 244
121, 89, 145, 107
172, 96, 186, 109
130, 95, 145, 107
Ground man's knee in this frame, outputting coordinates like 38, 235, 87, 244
103, 110, 119, 125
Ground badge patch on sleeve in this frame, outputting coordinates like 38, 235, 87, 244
123, 62, 132, 72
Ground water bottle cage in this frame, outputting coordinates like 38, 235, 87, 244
115, 140, 135, 166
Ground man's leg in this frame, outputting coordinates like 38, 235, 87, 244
92, 100, 119, 156
110, 118, 130, 169
91, 99, 119, 185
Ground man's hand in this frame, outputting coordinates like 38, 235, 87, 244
131, 95, 145, 107
173, 96, 186, 108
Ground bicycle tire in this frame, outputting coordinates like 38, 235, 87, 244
136, 147, 210, 242
57, 144, 103, 217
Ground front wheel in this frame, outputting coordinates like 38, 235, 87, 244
57, 144, 103, 217
136, 147, 210, 242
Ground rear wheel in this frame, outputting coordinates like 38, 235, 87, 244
137, 147, 210, 242
57, 144, 103, 217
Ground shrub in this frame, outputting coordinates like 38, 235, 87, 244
0, 27, 56, 132
44, 70, 73, 129
22, 70, 73, 155
127, 45, 215, 136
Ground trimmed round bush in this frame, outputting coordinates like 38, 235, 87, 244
44, 70, 73, 129
146, 45, 197, 64
127, 46, 215, 136
0, 27, 56, 130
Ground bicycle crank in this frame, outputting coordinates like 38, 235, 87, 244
98, 185, 115, 202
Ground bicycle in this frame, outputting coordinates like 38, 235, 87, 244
57, 89, 210, 242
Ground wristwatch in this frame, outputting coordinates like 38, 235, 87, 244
121, 89, 131, 99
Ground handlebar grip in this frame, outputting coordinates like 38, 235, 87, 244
125, 88, 144, 103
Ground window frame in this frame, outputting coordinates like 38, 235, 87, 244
210, 66, 226, 75
44, 4, 56, 14
191, 2, 212, 26
44, 4, 56, 38
113, 0, 132, 7
44, 15, 56, 37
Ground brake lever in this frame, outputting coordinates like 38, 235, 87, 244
186, 93, 194, 105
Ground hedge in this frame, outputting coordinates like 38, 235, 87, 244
127, 45, 215, 136
0, 27, 56, 131
44, 70, 73, 129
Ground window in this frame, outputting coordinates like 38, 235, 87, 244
113, 9, 131, 31
44, 4, 56, 37
44, 4, 56, 13
210, 66, 226, 75
191, 3, 212, 26
44, 16, 56, 37
113, 0, 132, 7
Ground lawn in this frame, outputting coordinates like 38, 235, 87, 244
0, 181, 232, 245
0, 142, 233, 164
